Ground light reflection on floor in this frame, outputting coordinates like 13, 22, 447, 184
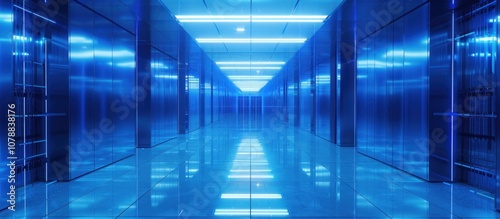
0, 115, 499, 218
215, 138, 288, 217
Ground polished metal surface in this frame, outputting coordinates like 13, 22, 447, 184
0, 0, 13, 210
428, 0, 455, 182
356, 2, 431, 180
316, 61, 332, 141
150, 47, 178, 147
337, 5, 356, 147
68, 1, 136, 179
299, 68, 313, 132
188, 59, 201, 132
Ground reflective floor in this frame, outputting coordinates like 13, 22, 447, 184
1, 114, 500, 218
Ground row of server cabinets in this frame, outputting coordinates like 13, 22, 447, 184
261, 0, 500, 210
0, 0, 239, 210
454, 0, 497, 193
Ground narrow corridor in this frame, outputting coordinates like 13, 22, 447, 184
2, 114, 499, 218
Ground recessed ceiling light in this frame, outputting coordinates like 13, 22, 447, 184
196, 38, 306, 43
176, 15, 327, 23
236, 27, 245, 32
216, 61, 285, 65
221, 194, 282, 199
214, 209, 289, 216
220, 66, 282, 70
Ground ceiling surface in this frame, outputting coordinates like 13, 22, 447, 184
160, 0, 344, 92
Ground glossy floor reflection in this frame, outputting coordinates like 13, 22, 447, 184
1, 114, 500, 218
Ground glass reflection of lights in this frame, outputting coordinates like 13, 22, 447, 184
316, 75, 330, 84
186, 160, 199, 178
474, 36, 496, 42
237, 152, 264, 155
69, 36, 93, 44
489, 16, 500, 22
110, 61, 135, 68
384, 50, 429, 58
12, 35, 31, 41
0, 13, 12, 22
357, 60, 404, 68
233, 81, 268, 92
214, 209, 289, 216
470, 53, 492, 57
215, 138, 289, 216
70, 50, 134, 58
155, 75, 178, 79
12, 52, 29, 56
117, 62, 136, 68
301, 162, 331, 187
150, 62, 170, 69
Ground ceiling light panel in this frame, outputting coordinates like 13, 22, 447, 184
175, 15, 327, 23
216, 61, 286, 65
211, 52, 290, 62
214, 209, 289, 216
215, 61, 286, 65
220, 66, 282, 70
159, 0, 345, 94
196, 38, 306, 43
221, 194, 282, 199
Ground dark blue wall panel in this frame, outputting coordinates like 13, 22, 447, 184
356, 3, 431, 180
69, 3, 96, 178
299, 69, 313, 132
150, 48, 177, 146
188, 67, 200, 132
112, 27, 136, 161
68, 2, 136, 179
402, 4, 430, 179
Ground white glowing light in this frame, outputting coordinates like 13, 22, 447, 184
221, 194, 282, 199
214, 209, 289, 216
196, 38, 306, 43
